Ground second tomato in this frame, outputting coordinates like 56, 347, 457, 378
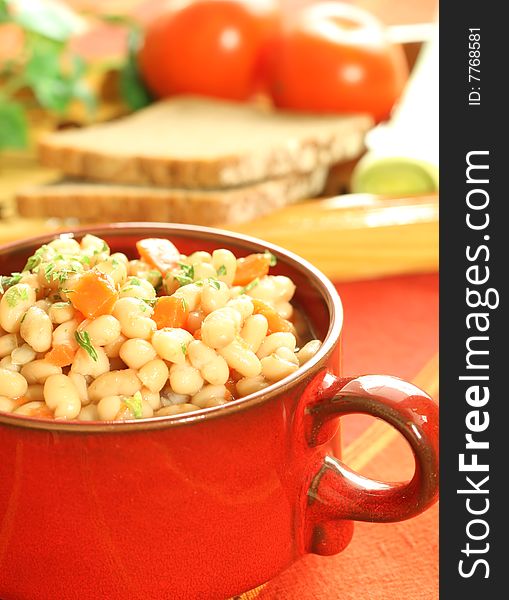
265, 3, 408, 121
138, 0, 279, 101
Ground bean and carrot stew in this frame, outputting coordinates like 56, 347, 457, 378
0, 235, 322, 421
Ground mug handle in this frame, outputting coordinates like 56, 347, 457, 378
304, 374, 439, 554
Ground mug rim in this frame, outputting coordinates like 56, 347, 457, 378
0, 222, 343, 433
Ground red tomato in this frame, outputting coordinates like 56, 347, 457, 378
138, 0, 279, 101
264, 2, 408, 121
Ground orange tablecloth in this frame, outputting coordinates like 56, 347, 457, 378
258, 273, 439, 600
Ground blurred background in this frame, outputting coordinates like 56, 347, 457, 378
1, 0, 438, 281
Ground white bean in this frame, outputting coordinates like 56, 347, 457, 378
69, 372, 90, 406
0, 284, 36, 332
191, 384, 227, 408
226, 296, 254, 321
236, 374, 271, 397
44, 374, 81, 419
201, 307, 240, 349
113, 298, 156, 340
78, 404, 99, 421
48, 236, 81, 255
240, 314, 268, 353
0, 367, 28, 398
20, 306, 53, 352
187, 340, 217, 370
0, 333, 19, 358
140, 387, 161, 410
218, 339, 261, 378
0, 356, 20, 372
81, 315, 121, 347
119, 277, 156, 300
212, 249, 236, 285
257, 332, 297, 359
88, 369, 141, 402
119, 338, 157, 369
172, 283, 203, 312
297, 340, 322, 364
97, 395, 122, 421
52, 318, 80, 351
169, 362, 204, 395
201, 280, 230, 314
152, 328, 193, 364
192, 262, 217, 281
20, 360, 62, 385
103, 334, 128, 358
261, 354, 299, 382
156, 403, 200, 416
0, 395, 15, 413
275, 346, 299, 365
137, 359, 169, 393
13, 401, 49, 417
201, 356, 229, 386
71, 347, 110, 379
11, 343, 36, 366
25, 384, 44, 402
95, 258, 128, 287
48, 302, 75, 324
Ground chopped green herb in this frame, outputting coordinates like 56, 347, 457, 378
79, 255, 91, 265
142, 298, 157, 307
102, 241, 109, 253
23, 246, 49, 272
241, 278, 260, 294
111, 259, 120, 268
0, 272, 22, 294
181, 297, 188, 311
207, 278, 221, 290
174, 273, 194, 287
217, 264, 227, 276
124, 391, 143, 419
44, 263, 56, 281
128, 277, 142, 286
265, 251, 277, 267
74, 331, 98, 362
181, 343, 187, 356
148, 270, 163, 290
4, 285, 29, 307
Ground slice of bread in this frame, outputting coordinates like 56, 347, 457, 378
39, 96, 372, 189
15, 168, 327, 225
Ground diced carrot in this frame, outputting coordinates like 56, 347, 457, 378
45, 344, 77, 367
29, 405, 54, 419
193, 328, 202, 340
233, 253, 271, 286
69, 270, 118, 319
74, 310, 86, 324
136, 238, 180, 274
153, 296, 189, 329
252, 299, 296, 335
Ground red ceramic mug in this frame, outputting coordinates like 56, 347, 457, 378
0, 224, 438, 600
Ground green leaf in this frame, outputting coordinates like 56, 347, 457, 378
0, 101, 28, 149
119, 27, 152, 111
98, 13, 139, 28
124, 391, 143, 419
265, 251, 277, 267
74, 331, 98, 362
4, 285, 28, 307
241, 278, 260, 294
217, 265, 227, 276
0, 273, 22, 294
10, 0, 85, 42
0, 0, 9, 22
